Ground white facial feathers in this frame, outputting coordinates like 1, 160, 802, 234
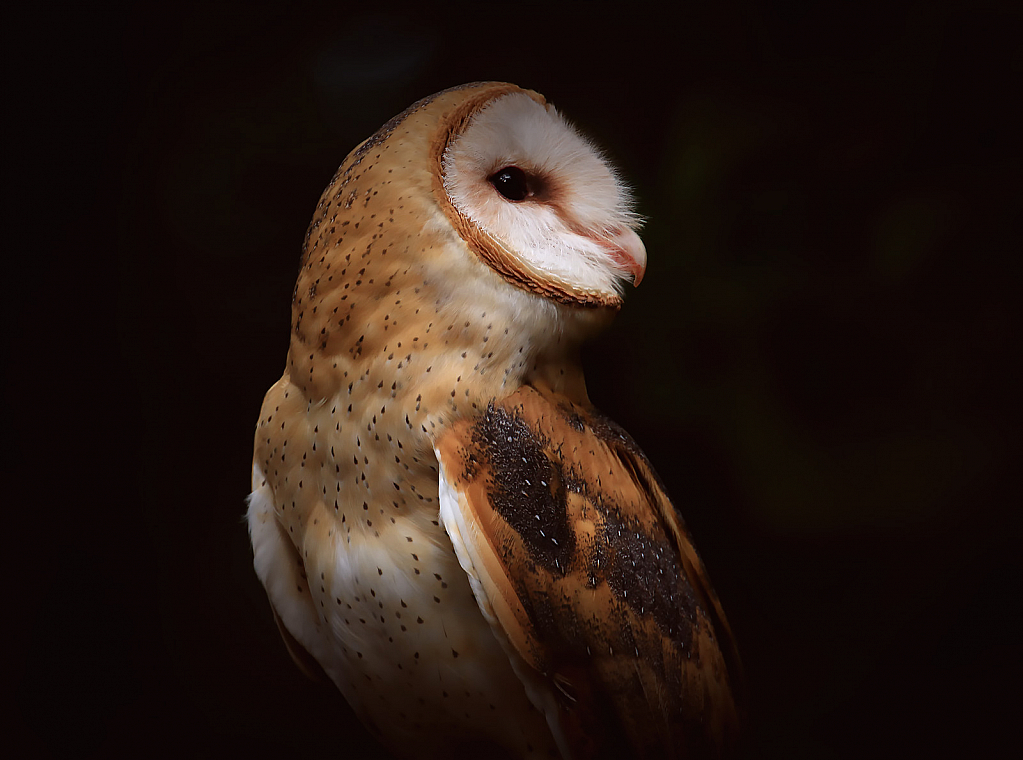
441, 93, 645, 297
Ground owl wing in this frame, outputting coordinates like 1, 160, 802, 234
434, 383, 742, 759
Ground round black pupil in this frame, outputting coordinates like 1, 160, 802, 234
489, 166, 531, 201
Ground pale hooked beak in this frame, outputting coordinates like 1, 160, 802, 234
601, 227, 647, 286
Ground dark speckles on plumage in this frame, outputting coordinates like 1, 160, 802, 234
597, 505, 697, 653
586, 407, 646, 460
585, 404, 679, 523
556, 402, 587, 433
471, 404, 574, 574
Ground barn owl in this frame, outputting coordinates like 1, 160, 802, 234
248, 82, 742, 759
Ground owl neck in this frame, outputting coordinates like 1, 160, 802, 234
286, 264, 595, 444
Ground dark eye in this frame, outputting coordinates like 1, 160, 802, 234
488, 166, 532, 201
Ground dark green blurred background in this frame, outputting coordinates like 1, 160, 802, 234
15, 2, 1018, 757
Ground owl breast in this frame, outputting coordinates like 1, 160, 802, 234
251, 370, 558, 757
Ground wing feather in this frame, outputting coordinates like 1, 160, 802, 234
434, 383, 742, 759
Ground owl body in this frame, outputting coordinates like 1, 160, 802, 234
249, 83, 740, 759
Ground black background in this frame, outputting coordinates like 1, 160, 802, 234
13, 2, 1019, 757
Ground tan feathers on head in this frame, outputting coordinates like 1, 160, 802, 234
248, 82, 741, 760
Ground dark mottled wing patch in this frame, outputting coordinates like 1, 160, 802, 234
435, 384, 742, 759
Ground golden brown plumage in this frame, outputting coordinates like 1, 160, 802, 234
248, 82, 741, 759
436, 382, 741, 758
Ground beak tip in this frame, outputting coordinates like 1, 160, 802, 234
610, 228, 647, 289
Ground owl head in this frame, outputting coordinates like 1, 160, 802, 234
292, 83, 646, 391
437, 84, 646, 307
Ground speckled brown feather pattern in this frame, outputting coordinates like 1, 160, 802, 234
435, 383, 742, 758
